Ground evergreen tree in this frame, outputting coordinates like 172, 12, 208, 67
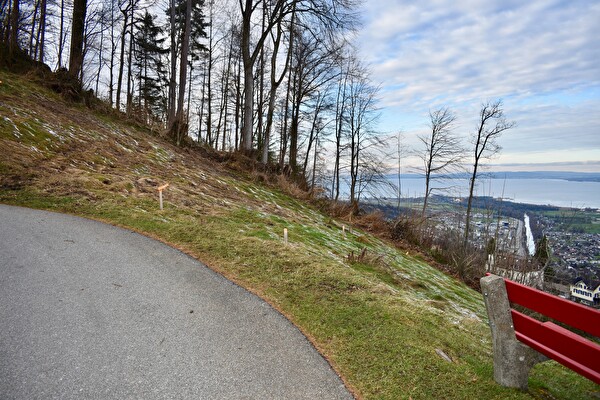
133, 11, 168, 120
534, 235, 550, 266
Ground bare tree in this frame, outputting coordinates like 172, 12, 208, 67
417, 107, 463, 217
331, 57, 349, 201
346, 64, 380, 213
239, 0, 291, 153
69, 0, 87, 79
301, 90, 330, 179
116, 0, 134, 111
239, 0, 357, 154
464, 100, 515, 245
261, 1, 295, 164
395, 130, 408, 213
57, 0, 67, 68
8, 0, 19, 58
287, 25, 339, 178
173, 0, 191, 143
27, 0, 47, 62
107, 0, 120, 107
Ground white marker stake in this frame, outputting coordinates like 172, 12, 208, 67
284, 228, 288, 245
342, 225, 346, 238
157, 183, 170, 211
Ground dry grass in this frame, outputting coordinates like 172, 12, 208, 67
1, 69, 598, 400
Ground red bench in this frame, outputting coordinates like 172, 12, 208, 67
480, 274, 600, 389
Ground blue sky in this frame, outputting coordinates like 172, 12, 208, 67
357, 0, 600, 172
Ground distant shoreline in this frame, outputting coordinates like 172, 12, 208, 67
392, 171, 600, 183
368, 173, 600, 209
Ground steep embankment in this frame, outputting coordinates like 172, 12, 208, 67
0, 71, 596, 399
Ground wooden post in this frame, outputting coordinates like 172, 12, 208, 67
284, 228, 288, 245
157, 183, 169, 211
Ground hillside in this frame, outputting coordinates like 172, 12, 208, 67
0, 70, 597, 399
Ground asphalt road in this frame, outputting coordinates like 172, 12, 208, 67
0, 205, 352, 399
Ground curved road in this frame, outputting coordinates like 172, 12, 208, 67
0, 205, 352, 399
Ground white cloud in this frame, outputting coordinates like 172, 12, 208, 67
357, 0, 600, 170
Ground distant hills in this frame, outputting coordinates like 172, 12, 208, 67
394, 171, 600, 182
486, 171, 600, 182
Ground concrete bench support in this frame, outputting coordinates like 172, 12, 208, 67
480, 275, 547, 390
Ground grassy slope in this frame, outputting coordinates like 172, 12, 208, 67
0, 71, 597, 399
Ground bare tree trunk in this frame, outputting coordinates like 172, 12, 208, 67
288, 83, 301, 175
302, 93, 324, 178
29, 0, 39, 57
310, 135, 318, 190
174, 0, 191, 144
108, 1, 117, 107
349, 106, 358, 207
186, 63, 193, 132
126, 6, 134, 114
9, 0, 19, 57
222, 83, 229, 151
464, 165, 478, 246
333, 66, 348, 201
234, 54, 241, 151
95, 18, 104, 94
397, 132, 403, 213
205, 13, 214, 146
262, 6, 295, 165
57, 0, 64, 68
241, 56, 253, 151
69, 0, 87, 80
218, 33, 234, 150
278, 65, 292, 170
198, 66, 206, 142
239, 0, 254, 152
116, 3, 129, 111
256, 4, 266, 154
38, 0, 46, 63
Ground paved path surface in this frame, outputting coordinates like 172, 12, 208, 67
0, 205, 352, 399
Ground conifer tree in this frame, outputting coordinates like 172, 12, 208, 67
133, 11, 168, 120
534, 235, 550, 266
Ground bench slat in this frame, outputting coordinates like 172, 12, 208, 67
512, 310, 600, 384
504, 278, 600, 338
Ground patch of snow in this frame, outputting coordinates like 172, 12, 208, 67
46, 127, 59, 137
117, 142, 133, 153
3, 116, 21, 137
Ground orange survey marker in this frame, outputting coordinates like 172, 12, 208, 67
157, 183, 169, 210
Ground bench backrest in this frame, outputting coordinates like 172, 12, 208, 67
502, 278, 600, 385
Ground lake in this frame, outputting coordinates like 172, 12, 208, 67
387, 177, 600, 209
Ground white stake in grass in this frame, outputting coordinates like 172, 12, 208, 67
284, 228, 288, 245
157, 183, 169, 210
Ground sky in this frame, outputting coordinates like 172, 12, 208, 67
356, 0, 600, 172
